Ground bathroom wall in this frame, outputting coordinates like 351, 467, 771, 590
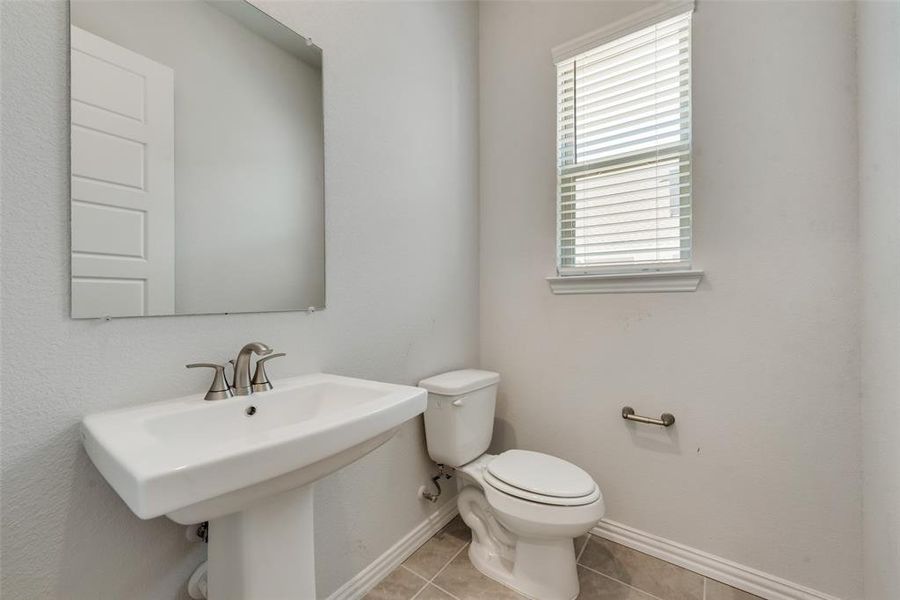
0, 1, 478, 598
858, 2, 900, 599
72, 0, 326, 315
479, 2, 861, 598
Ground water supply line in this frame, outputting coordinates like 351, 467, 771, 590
418, 464, 453, 503
185, 522, 208, 543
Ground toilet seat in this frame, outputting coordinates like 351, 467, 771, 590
483, 470, 601, 506
483, 450, 600, 507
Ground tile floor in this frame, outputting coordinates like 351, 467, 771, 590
364, 516, 763, 600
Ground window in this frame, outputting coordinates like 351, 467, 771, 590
551, 4, 700, 292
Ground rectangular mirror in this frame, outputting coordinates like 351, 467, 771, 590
69, 0, 324, 318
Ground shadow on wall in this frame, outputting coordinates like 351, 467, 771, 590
488, 390, 679, 458
623, 421, 681, 455
58, 426, 203, 600
490, 418, 518, 455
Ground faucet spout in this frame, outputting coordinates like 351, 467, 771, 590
232, 342, 272, 396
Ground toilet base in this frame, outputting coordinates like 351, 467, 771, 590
468, 535, 580, 600
457, 485, 581, 600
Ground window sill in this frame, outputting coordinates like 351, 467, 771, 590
546, 269, 704, 295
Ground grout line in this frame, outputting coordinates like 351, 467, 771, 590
427, 581, 463, 600
575, 534, 590, 563
397, 565, 430, 600
576, 562, 668, 600
400, 564, 431, 584
430, 542, 470, 583
410, 580, 458, 600
401, 562, 434, 581
405, 576, 430, 600
703, 576, 707, 600
409, 582, 434, 600
398, 517, 469, 599
417, 541, 468, 600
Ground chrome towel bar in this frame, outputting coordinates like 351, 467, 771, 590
622, 406, 675, 427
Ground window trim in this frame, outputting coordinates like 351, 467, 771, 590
549, 0, 702, 294
547, 268, 703, 295
551, 0, 696, 64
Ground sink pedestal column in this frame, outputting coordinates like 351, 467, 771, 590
207, 484, 315, 600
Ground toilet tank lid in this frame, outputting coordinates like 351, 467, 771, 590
418, 369, 500, 395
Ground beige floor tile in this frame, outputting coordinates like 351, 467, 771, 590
414, 584, 458, 600
579, 536, 703, 600
431, 546, 528, 600
577, 566, 658, 600
705, 578, 764, 600
404, 517, 471, 579
364, 566, 428, 600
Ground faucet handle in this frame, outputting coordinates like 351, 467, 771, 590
186, 363, 234, 401
251, 353, 286, 393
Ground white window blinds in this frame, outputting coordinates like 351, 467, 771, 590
555, 9, 693, 275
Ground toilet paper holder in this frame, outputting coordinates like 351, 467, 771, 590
622, 406, 675, 427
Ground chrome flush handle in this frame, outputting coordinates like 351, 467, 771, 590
186, 363, 234, 401
251, 353, 286, 393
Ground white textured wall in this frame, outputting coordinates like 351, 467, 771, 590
858, 2, 900, 599
72, 0, 326, 314
479, 2, 861, 598
0, 1, 478, 598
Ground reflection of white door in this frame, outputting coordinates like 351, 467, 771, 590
70, 25, 175, 318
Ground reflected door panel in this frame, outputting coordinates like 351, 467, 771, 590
70, 25, 175, 317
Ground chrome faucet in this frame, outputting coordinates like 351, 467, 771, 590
232, 342, 272, 396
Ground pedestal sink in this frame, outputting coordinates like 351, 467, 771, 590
82, 373, 427, 600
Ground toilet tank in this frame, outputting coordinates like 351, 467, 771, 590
418, 369, 500, 467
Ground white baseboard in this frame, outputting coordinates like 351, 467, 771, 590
324, 503, 841, 600
326, 498, 459, 600
591, 519, 843, 600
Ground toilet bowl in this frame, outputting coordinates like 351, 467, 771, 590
419, 370, 605, 600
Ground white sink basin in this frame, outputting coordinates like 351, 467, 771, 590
82, 373, 427, 599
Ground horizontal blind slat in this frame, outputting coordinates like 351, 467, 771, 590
561, 256, 690, 269
560, 181, 690, 203
561, 175, 690, 202
572, 33, 689, 84
569, 57, 689, 105
561, 218, 691, 235
560, 237, 692, 259
562, 105, 688, 144
560, 148, 690, 178
564, 118, 691, 158
558, 69, 689, 115
561, 212, 691, 230
560, 206, 691, 228
557, 81, 688, 120
561, 164, 689, 189
557, 85, 691, 136
562, 224, 691, 243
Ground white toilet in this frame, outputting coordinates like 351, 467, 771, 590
419, 369, 605, 600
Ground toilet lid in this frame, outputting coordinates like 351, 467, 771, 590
483, 469, 601, 506
486, 450, 596, 499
